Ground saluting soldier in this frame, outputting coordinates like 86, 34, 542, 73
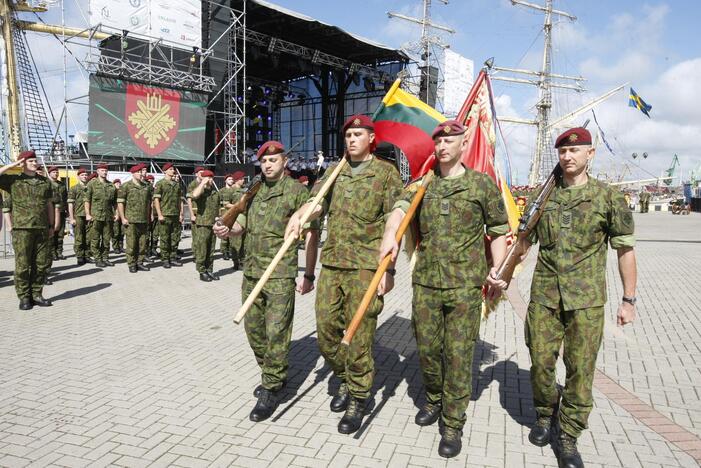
379, 120, 509, 458
187, 166, 205, 262
214, 141, 319, 422
153, 163, 184, 268
118, 163, 153, 273
219, 171, 245, 268
286, 115, 403, 435
67, 167, 90, 265
0, 151, 56, 310
47, 166, 68, 260
85, 163, 117, 267
522, 128, 637, 468
190, 169, 220, 281
111, 179, 124, 253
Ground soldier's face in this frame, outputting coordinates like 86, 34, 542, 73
225, 177, 234, 187
78, 173, 88, 183
25, 158, 39, 172
235, 178, 244, 188
196, 171, 203, 181
260, 154, 286, 180
165, 167, 175, 177
97, 168, 108, 178
558, 145, 593, 176
49, 170, 59, 181
114, 182, 121, 189
434, 135, 465, 164
132, 172, 142, 182
345, 129, 374, 157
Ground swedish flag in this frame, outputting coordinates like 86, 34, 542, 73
629, 88, 652, 118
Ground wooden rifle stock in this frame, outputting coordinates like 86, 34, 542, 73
494, 165, 562, 286
218, 177, 262, 229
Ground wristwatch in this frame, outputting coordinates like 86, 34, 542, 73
303, 273, 315, 282
622, 296, 637, 305
386, 268, 396, 276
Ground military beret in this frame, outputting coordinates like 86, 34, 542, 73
113, 178, 121, 184
431, 120, 466, 139
298, 176, 309, 184
77, 167, 87, 175
194, 166, 204, 173
129, 164, 142, 173
162, 162, 174, 171
201, 169, 214, 178
89, 173, 98, 180
233, 170, 245, 181
342, 114, 374, 133
18, 150, 37, 161
257, 140, 285, 159
555, 127, 592, 148
96, 163, 109, 170
47, 166, 59, 173
145, 174, 155, 181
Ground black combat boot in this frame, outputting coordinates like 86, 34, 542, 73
199, 272, 212, 282
249, 388, 279, 422
95, 260, 106, 268
103, 259, 115, 267
19, 298, 33, 310
162, 261, 171, 269
556, 432, 584, 468
77, 257, 86, 266
415, 402, 442, 426
207, 271, 220, 281
338, 397, 365, 434
222, 252, 230, 261
32, 295, 53, 307
529, 415, 554, 447
170, 258, 182, 267
136, 263, 150, 272
129, 265, 137, 273
438, 427, 462, 458
330, 382, 349, 413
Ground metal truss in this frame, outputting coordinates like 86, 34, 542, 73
222, 4, 246, 164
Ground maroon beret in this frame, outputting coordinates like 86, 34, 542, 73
96, 163, 109, 170
129, 164, 142, 173
77, 167, 87, 175
298, 176, 309, 183
18, 150, 37, 161
257, 141, 285, 159
47, 166, 59, 173
555, 127, 592, 148
113, 178, 121, 184
89, 173, 98, 180
162, 162, 174, 171
233, 170, 245, 181
431, 120, 466, 139
201, 169, 214, 178
145, 174, 155, 181
194, 166, 204, 173
342, 114, 374, 133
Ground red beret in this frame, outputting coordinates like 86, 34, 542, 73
96, 163, 109, 170
18, 150, 37, 161
89, 173, 98, 180
431, 120, 466, 139
201, 169, 214, 178
233, 170, 245, 181
162, 162, 174, 171
257, 141, 285, 159
555, 127, 592, 148
113, 179, 121, 184
194, 166, 204, 173
298, 176, 308, 183
47, 166, 59, 173
77, 167, 87, 175
343, 114, 374, 133
145, 174, 154, 181
129, 164, 142, 173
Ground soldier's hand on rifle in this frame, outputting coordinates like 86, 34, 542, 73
617, 301, 636, 326
377, 271, 394, 296
284, 214, 302, 241
212, 222, 230, 239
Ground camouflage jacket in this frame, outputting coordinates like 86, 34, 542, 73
219, 186, 242, 215
51, 180, 68, 213
192, 185, 220, 226
239, 176, 311, 279
1, 190, 10, 213
528, 177, 635, 310
153, 178, 183, 217
400, 167, 509, 289
67, 182, 88, 217
117, 179, 152, 223
312, 156, 403, 270
186, 179, 199, 214
86, 178, 117, 221
0, 173, 53, 229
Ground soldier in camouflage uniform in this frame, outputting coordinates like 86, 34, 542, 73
47, 166, 68, 260
1, 190, 11, 232
638, 188, 651, 213
219, 171, 245, 268
117, 163, 153, 273
85, 163, 117, 267
144, 174, 159, 259
68, 167, 90, 265
0, 151, 56, 310
286, 115, 403, 435
522, 128, 638, 468
380, 120, 509, 458
111, 179, 124, 253
214, 141, 319, 422
153, 163, 184, 268
190, 169, 220, 281
187, 166, 205, 263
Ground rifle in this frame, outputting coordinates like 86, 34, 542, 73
493, 164, 562, 286
216, 175, 262, 229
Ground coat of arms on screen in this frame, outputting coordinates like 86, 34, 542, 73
126, 83, 180, 155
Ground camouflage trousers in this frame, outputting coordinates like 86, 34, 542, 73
158, 216, 180, 261
640, 201, 649, 213
242, 276, 296, 391
316, 266, 384, 399
73, 216, 89, 259
52, 213, 66, 256
89, 219, 112, 261
413, 284, 482, 430
220, 234, 243, 262
148, 219, 159, 253
12, 228, 51, 300
125, 222, 148, 267
112, 220, 123, 250
525, 302, 605, 438
193, 225, 215, 273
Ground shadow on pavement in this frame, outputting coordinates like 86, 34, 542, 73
50, 282, 112, 302
52, 268, 103, 282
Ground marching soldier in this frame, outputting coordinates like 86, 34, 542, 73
285, 115, 403, 435
214, 141, 319, 422
0, 152, 56, 310
522, 128, 637, 468
639, 187, 651, 213
117, 163, 153, 273
67, 167, 90, 265
379, 120, 509, 458
153, 163, 184, 268
111, 179, 124, 253
85, 163, 117, 267
190, 169, 220, 281
47, 166, 68, 260
219, 171, 245, 268
187, 166, 205, 263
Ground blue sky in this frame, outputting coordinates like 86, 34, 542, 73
24, 0, 701, 184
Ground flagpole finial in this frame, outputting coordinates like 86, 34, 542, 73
484, 57, 495, 69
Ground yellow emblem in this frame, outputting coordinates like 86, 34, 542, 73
568, 133, 579, 142
443, 126, 452, 134
353, 118, 361, 126
128, 93, 177, 149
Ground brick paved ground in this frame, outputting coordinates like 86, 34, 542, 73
0, 212, 699, 467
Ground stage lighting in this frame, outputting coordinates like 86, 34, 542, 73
121, 30, 129, 50
632, 153, 638, 159
264, 87, 271, 95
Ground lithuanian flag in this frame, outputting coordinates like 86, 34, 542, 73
372, 80, 446, 179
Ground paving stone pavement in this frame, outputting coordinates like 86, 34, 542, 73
0, 212, 699, 467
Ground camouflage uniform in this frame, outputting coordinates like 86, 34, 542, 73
313, 156, 402, 399
51, 179, 68, 257
219, 186, 243, 261
191, 185, 220, 273
0, 173, 54, 300
153, 177, 183, 262
397, 168, 508, 430
86, 178, 117, 261
67, 181, 89, 260
239, 176, 313, 391
111, 195, 123, 251
639, 190, 651, 213
526, 178, 635, 438
118, 179, 152, 267
186, 179, 199, 261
